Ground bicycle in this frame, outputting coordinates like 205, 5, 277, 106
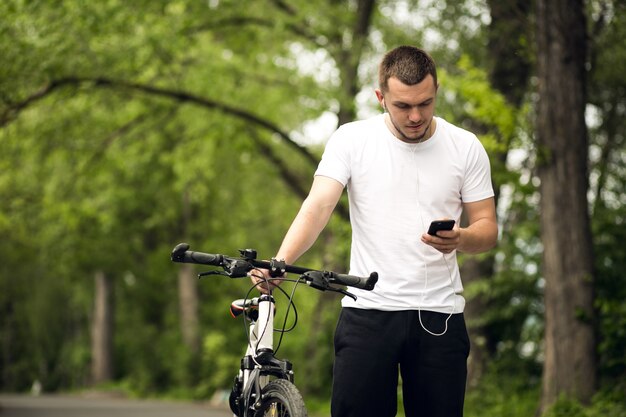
170, 243, 378, 417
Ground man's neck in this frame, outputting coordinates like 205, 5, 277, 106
384, 114, 437, 144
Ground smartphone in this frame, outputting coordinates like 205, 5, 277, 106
427, 219, 456, 236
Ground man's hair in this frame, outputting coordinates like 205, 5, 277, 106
378, 46, 438, 92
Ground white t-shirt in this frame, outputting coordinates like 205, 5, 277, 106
315, 114, 494, 313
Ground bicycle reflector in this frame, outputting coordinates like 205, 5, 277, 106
230, 298, 260, 321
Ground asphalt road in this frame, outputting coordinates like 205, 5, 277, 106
0, 394, 234, 417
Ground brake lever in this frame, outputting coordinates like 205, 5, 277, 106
302, 271, 329, 291
333, 287, 357, 301
224, 259, 252, 278
300, 271, 358, 300
198, 270, 229, 279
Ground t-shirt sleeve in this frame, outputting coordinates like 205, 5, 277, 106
314, 126, 351, 186
461, 138, 495, 203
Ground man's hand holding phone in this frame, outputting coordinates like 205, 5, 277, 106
422, 219, 459, 254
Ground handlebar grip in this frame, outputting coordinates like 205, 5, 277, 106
330, 271, 378, 291
171, 243, 223, 266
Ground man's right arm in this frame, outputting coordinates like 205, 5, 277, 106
250, 175, 344, 293
275, 175, 345, 264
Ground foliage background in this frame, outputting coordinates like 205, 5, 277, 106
1, 1, 624, 416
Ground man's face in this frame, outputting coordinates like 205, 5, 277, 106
375, 75, 438, 143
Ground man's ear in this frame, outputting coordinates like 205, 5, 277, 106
375, 89, 385, 109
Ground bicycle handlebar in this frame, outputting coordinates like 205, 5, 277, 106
172, 243, 224, 266
171, 243, 378, 291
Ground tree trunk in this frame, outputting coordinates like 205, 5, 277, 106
334, 0, 376, 126
178, 189, 200, 354
462, 256, 493, 387
91, 270, 114, 385
486, 0, 532, 107
535, 0, 596, 409
178, 263, 200, 353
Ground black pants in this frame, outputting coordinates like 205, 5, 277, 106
331, 308, 470, 417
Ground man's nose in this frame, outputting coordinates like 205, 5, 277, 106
408, 107, 422, 122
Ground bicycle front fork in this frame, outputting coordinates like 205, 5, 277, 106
230, 295, 277, 416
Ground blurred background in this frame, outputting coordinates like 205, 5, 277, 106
1, 1, 624, 416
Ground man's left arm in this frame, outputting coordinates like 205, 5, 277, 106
421, 197, 497, 254
457, 197, 498, 254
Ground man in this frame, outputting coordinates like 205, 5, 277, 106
253, 46, 498, 417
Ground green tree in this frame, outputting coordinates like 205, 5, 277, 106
535, 0, 596, 409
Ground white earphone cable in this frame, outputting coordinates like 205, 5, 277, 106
412, 144, 456, 336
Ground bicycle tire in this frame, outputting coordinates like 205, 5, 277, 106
253, 378, 307, 417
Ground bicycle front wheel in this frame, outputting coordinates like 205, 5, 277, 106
254, 378, 307, 417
